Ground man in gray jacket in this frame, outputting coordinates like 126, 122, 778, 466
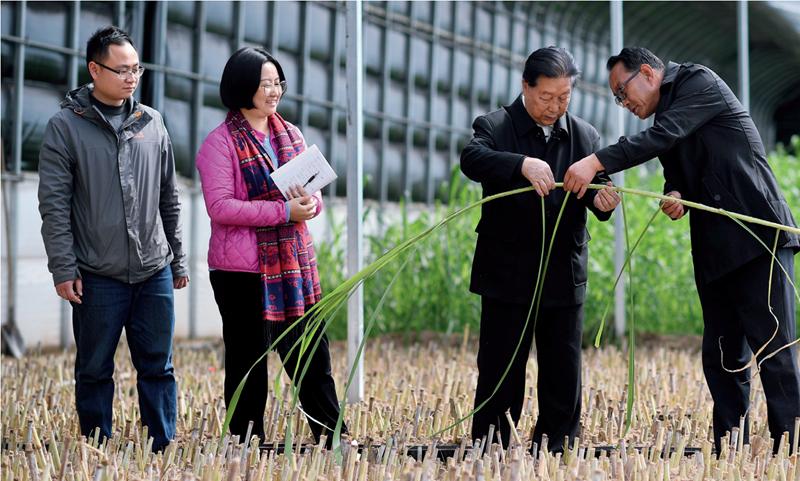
38, 26, 188, 452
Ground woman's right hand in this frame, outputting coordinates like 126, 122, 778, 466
288, 196, 317, 222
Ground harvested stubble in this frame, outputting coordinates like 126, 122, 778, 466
2, 335, 798, 480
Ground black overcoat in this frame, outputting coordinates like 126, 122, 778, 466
597, 62, 799, 285
461, 96, 612, 306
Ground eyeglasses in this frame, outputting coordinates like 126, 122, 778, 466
94, 61, 145, 79
613, 69, 640, 106
262, 80, 287, 95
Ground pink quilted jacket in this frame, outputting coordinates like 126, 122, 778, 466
195, 122, 323, 273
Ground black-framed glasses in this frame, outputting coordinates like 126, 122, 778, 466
94, 61, 145, 79
262, 80, 288, 95
613, 69, 640, 106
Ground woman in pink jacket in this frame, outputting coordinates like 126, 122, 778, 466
196, 47, 344, 447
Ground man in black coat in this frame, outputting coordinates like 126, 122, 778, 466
461, 46, 619, 453
564, 47, 800, 453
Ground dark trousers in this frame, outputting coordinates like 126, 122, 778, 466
697, 249, 800, 454
72, 266, 177, 452
471, 296, 582, 452
209, 270, 345, 447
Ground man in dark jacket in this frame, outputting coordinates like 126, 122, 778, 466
461, 46, 619, 453
564, 47, 800, 453
38, 26, 188, 452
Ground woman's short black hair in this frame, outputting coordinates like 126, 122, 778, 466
219, 47, 286, 111
522, 46, 580, 87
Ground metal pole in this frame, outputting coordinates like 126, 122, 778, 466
378, 13, 390, 205
4, 1, 27, 354
151, 2, 167, 112
610, 0, 627, 339
327, 7, 341, 202
115, 0, 125, 30
300, 2, 310, 130
345, 0, 364, 403
402, 4, 413, 201
425, 4, 439, 205
233, 1, 245, 50
68, 2, 80, 90
187, 3, 206, 339
61, 1, 81, 348
737, 0, 750, 111
131, 1, 144, 103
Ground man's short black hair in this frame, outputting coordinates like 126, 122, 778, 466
86, 26, 134, 69
606, 47, 665, 72
522, 46, 580, 87
220, 47, 286, 111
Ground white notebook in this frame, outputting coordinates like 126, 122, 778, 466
270, 144, 338, 199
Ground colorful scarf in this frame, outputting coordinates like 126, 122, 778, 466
225, 110, 322, 321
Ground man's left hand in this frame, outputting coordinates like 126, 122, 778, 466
564, 153, 603, 199
174, 276, 189, 289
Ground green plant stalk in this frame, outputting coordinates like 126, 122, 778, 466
721, 213, 800, 304
317, 193, 558, 445
718, 232, 781, 375
280, 289, 372, 458
281, 303, 340, 459
430, 196, 556, 439
604, 184, 800, 236
221, 309, 314, 436
331, 249, 417, 461
527, 198, 547, 347
276, 247, 410, 460
710, 213, 800, 374
221, 278, 356, 439
718, 229, 800, 376
531, 192, 572, 335
317, 176, 800, 322
758, 231, 782, 369
621, 197, 635, 434
222, 181, 800, 453
593, 207, 661, 348
234, 184, 799, 371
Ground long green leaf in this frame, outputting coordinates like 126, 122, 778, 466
430, 196, 554, 439
593, 207, 660, 347
621, 196, 635, 434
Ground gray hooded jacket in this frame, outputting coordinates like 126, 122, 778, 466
38, 84, 187, 285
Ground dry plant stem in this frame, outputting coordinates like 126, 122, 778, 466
716, 217, 800, 376
719, 231, 782, 375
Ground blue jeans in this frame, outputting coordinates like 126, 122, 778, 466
72, 266, 177, 451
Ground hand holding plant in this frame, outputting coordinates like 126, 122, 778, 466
660, 190, 685, 220
593, 181, 621, 212
521, 157, 555, 197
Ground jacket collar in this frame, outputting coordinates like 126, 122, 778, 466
61, 83, 140, 120
656, 61, 684, 114
61, 83, 148, 133
660, 61, 682, 91
507, 94, 570, 139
